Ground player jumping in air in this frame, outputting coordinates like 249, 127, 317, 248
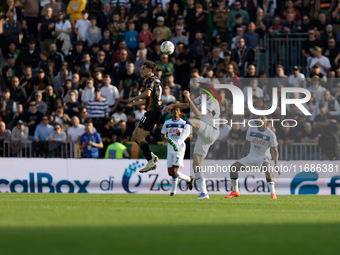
166, 89, 220, 199
129, 61, 162, 173
226, 115, 280, 199
161, 106, 194, 196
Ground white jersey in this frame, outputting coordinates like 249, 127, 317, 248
194, 96, 220, 127
161, 118, 186, 154
246, 126, 278, 159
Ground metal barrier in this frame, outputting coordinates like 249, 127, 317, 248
209, 142, 324, 160
260, 33, 308, 77
2, 140, 75, 158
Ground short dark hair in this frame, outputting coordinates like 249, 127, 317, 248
143, 61, 157, 72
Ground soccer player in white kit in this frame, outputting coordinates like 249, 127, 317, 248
161, 106, 194, 196
226, 115, 280, 199
165, 90, 220, 199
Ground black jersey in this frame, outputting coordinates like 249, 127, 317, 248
144, 75, 162, 111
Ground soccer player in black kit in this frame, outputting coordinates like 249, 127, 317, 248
129, 61, 163, 173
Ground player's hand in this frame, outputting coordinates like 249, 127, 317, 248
274, 165, 281, 176
164, 104, 174, 113
183, 90, 190, 101
176, 130, 181, 136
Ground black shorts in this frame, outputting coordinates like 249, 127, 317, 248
139, 109, 162, 132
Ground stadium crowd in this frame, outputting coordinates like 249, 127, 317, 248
0, 0, 340, 159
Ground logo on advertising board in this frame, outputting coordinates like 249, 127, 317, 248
122, 161, 143, 193
290, 172, 319, 195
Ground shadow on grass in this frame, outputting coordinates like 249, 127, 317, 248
0, 223, 339, 255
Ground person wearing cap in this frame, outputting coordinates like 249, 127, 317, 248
288, 66, 306, 88
309, 46, 331, 76
79, 118, 103, 158
170, 25, 188, 46
10, 119, 29, 155
153, 16, 172, 40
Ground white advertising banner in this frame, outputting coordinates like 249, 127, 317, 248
0, 159, 339, 195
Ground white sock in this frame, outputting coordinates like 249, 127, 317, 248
198, 178, 208, 194
231, 179, 239, 192
178, 171, 191, 182
177, 123, 191, 145
268, 182, 275, 195
172, 177, 178, 193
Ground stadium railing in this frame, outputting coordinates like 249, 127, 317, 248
210, 141, 325, 160
3, 140, 75, 158
259, 33, 308, 77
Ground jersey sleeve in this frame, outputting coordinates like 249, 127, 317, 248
193, 97, 201, 105
271, 132, 278, 148
161, 123, 167, 134
245, 128, 251, 142
145, 78, 156, 91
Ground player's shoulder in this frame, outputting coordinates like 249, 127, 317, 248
163, 119, 172, 125
265, 127, 277, 138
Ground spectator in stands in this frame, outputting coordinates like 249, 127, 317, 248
50, 106, 72, 131
244, 64, 257, 79
299, 15, 315, 33
289, 65, 306, 88
35, 92, 47, 115
44, 85, 57, 115
255, 7, 269, 39
0, 88, 16, 125
0, 121, 11, 156
38, 7, 56, 52
79, 117, 103, 158
138, 23, 154, 47
100, 75, 120, 110
323, 90, 340, 119
97, 3, 112, 30
301, 122, 319, 143
325, 38, 339, 71
161, 84, 176, 106
33, 115, 53, 156
153, 16, 171, 41
20, 100, 43, 141
228, 1, 250, 31
86, 87, 110, 127
305, 93, 319, 121
81, 78, 95, 106
41, 0, 62, 19
243, 78, 263, 102
280, 12, 298, 33
243, 22, 260, 52
53, 68, 69, 96
20, 39, 40, 70
315, 12, 328, 38
104, 136, 130, 159
21, 0, 40, 37
125, 22, 139, 54
268, 16, 282, 34
48, 43, 64, 74
281, 0, 302, 23
309, 46, 332, 76
206, 47, 223, 71
114, 120, 131, 143
2, 53, 22, 88
98, 117, 115, 153
134, 49, 149, 76
272, 65, 288, 87
55, 11, 72, 56
75, 11, 90, 43
171, 26, 188, 46
47, 123, 67, 142
308, 77, 327, 102
313, 102, 331, 136
277, 123, 296, 145
224, 63, 240, 87
67, 116, 85, 145
10, 120, 29, 156
227, 122, 244, 150
86, 16, 102, 48
112, 104, 127, 124
3, 10, 22, 46
307, 65, 327, 85
67, 0, 86, 27
232, 37, 254, 77
10, 76, 27, 106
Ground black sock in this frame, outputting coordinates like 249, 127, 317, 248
139, 141, 152, 161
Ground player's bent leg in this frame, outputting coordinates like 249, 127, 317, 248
225, 162, 243, 199
135, 127, 157, 173
193, 153, 209, 199
262, 162, 277, 199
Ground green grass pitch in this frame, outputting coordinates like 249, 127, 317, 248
0, 194, 339, 255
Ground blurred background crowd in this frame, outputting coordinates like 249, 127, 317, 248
0, 0, 339, 159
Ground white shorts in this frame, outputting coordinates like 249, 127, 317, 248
238, 154, 271, 169
167, 152, 184, 168
193, 121, 220, 157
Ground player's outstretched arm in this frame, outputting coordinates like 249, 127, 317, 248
164, 102, 190, 112
131, 99, 146, 106
128, 89, 151, 103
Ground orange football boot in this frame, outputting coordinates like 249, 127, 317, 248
271, 194, 277, 199
225, 190, 240, 198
